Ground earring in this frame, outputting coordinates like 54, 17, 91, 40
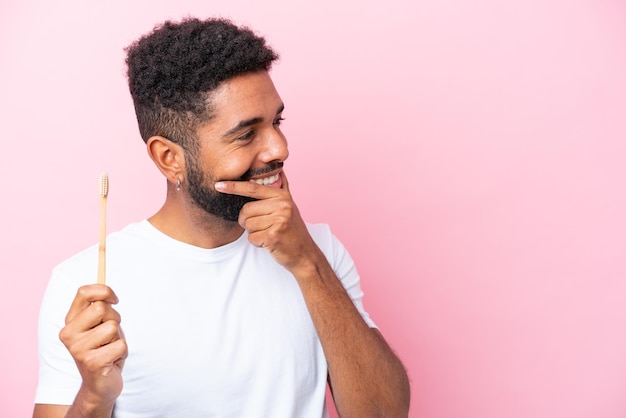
176, 178, 181, 191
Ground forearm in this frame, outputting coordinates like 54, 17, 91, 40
32, 388, 114, 418
293, 247, 410, 417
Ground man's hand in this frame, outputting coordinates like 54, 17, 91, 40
59, 284, 127, 415
215, 171, 319, 274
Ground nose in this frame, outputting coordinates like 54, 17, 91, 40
259, 129, 289, 163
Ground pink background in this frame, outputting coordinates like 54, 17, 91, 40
1, 0, 625, 416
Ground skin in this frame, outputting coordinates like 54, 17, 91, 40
34, 71, 410, 417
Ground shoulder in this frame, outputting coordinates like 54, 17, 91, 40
306, 222, 338, 254
306, 223, 353, 271
306, 222, 331, 243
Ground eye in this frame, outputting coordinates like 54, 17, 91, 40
273, 117, 285, 127
237, 130, 255, 141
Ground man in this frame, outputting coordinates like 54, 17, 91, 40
34, 17, 410, 418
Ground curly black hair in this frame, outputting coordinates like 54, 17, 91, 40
125, 17, 279, 149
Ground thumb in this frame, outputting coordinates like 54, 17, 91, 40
280, 170, 290, 192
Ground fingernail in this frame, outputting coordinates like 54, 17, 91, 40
214, 182, 226, 191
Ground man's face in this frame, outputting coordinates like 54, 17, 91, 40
185, 71, 288, 222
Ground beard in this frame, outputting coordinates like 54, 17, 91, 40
186, 156, 283, 222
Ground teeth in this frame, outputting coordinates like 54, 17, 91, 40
251, 174, 279, 185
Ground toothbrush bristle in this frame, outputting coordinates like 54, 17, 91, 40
100, 172, 109, 197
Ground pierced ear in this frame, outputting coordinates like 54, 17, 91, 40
146, 136, 186, 185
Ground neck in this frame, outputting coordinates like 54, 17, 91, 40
148, 193, 244, 249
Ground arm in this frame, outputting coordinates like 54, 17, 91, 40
293, 246, 410, 417
34, 285, 127, 418
215, 172, 410, 417
292, 242, 410, 417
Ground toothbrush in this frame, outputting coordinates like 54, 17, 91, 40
97, 172, 109, 285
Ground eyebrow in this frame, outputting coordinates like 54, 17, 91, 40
222, 103, 285, 138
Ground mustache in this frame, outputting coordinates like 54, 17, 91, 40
240, 161, 284, 181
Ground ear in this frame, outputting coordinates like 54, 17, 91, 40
146, 136, 186, 185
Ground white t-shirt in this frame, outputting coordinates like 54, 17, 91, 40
35, 220, 375, 417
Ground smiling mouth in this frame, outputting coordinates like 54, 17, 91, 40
250, 173, 280, 185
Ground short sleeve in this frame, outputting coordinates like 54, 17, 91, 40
307, 223, 377, 329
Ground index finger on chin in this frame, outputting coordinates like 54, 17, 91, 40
215, 180, 276, 199
279, 170, 290, 192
